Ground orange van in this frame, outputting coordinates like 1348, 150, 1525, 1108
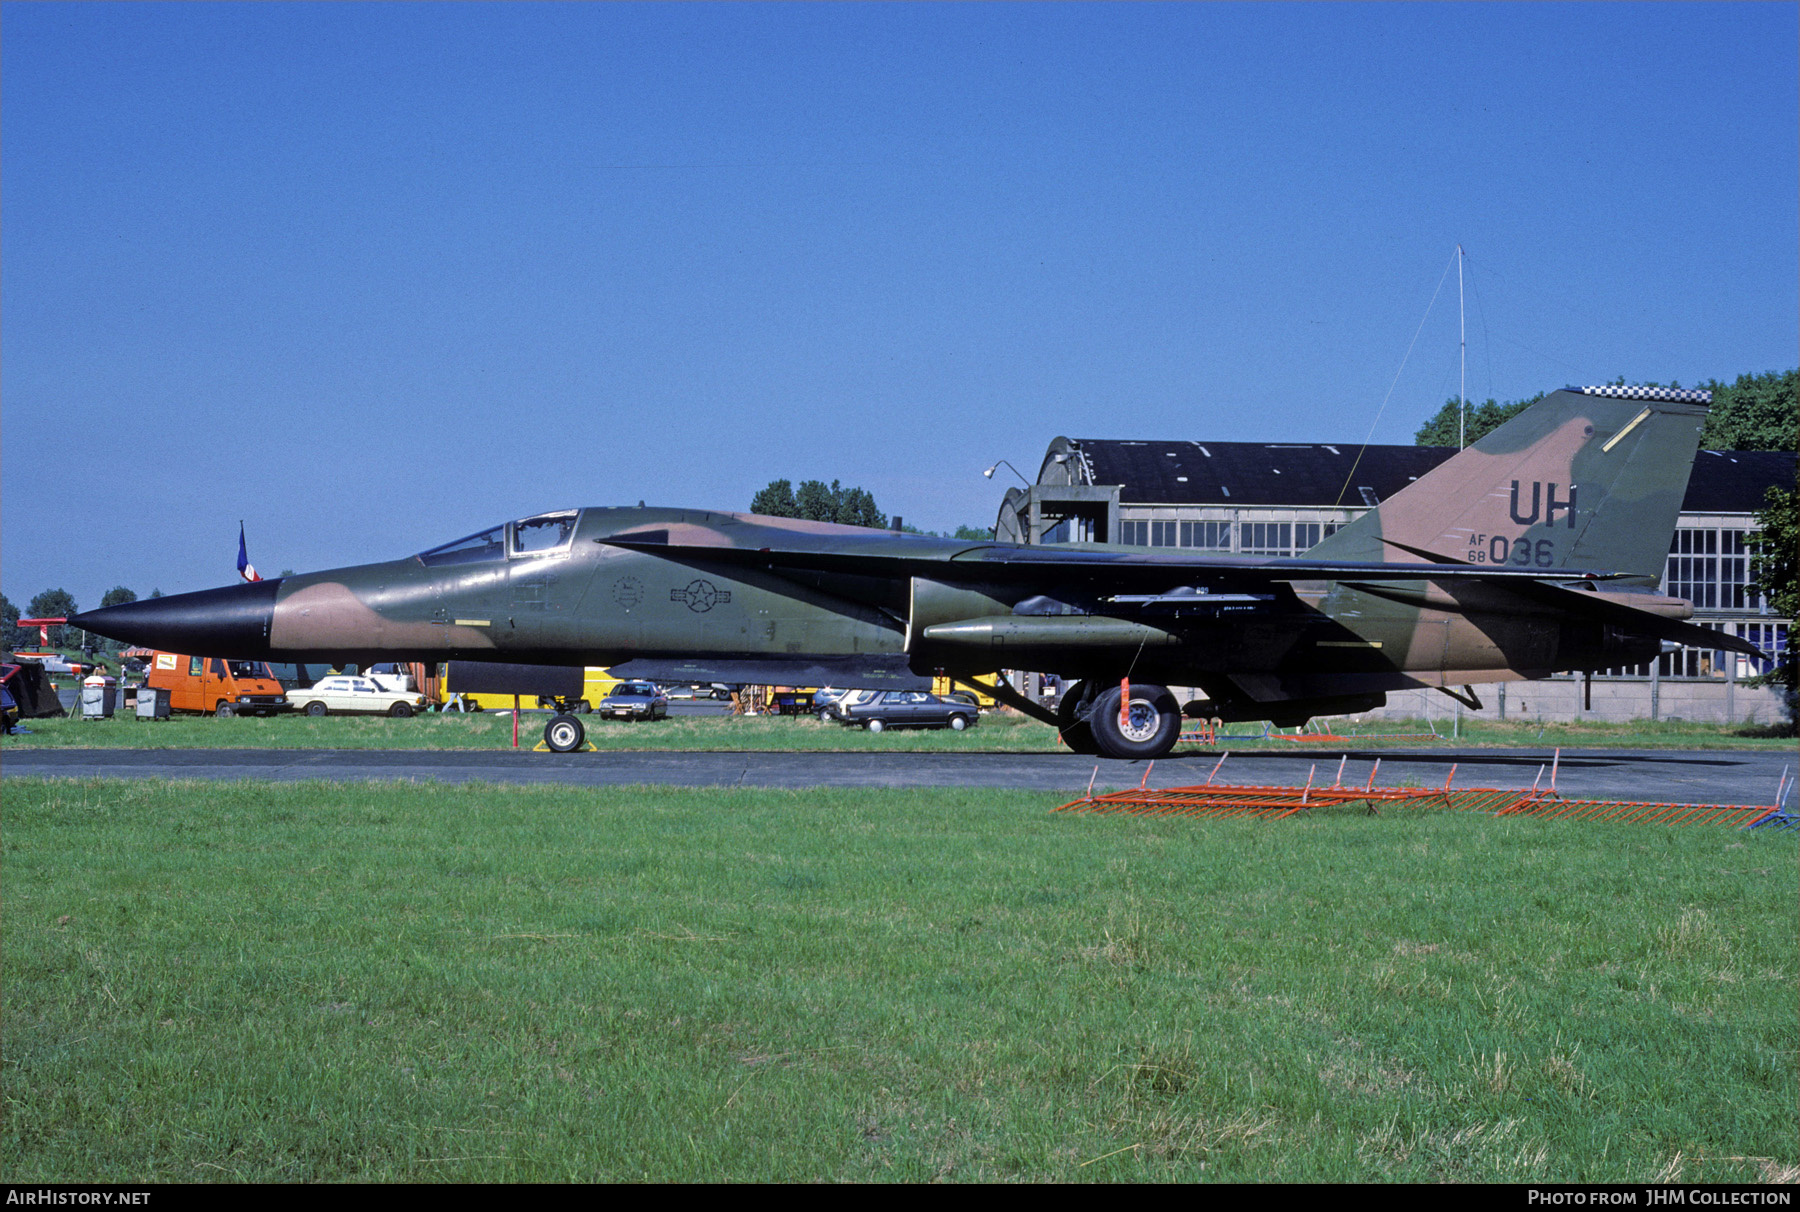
145, 652, 291, 717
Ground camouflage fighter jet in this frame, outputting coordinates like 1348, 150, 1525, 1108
75, 385, 1763, 756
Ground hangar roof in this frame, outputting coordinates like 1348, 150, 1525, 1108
1059, 439, 1795, 513
1681, 449, 1799, 513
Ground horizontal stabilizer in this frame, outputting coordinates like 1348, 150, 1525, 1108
1504, 581, 1766, 658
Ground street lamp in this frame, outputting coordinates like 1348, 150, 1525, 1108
983, 459, 1031, 487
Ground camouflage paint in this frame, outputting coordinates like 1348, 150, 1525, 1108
74, 388, 1759, 748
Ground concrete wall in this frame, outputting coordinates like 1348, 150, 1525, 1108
1057, 675, 1787, 728
1353, 677, 1788, 727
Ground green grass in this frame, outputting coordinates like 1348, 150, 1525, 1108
2, 707, 1792, 751
5, 778, 1793, 1182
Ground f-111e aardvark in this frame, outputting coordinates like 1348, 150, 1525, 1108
76, 385, 1763, 759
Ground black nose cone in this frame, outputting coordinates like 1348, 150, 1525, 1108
71, 580, 280, 658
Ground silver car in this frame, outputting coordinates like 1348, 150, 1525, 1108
598, 681, 669, 721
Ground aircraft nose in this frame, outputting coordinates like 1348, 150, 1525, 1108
70, 580, 280, 658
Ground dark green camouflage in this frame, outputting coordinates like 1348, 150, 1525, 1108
75, 387, 1759, 759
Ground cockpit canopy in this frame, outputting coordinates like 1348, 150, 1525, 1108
417, 510, 579, 567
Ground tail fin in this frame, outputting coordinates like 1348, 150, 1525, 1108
1307, 385, 1709, 584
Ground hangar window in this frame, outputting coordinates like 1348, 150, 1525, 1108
1240, 523, 1294, 557
1666, 528, 1763, 613
1736, 622, 1788, 677
1665, 528, 1719, 609
1179, 521, 1232, 550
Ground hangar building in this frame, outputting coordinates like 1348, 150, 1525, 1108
992, 438, 1794, 726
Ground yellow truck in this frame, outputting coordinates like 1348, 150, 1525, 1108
932, 674, 999, 709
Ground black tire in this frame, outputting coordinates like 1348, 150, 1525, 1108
572, 699, 590, 715
214, 702, 236, 718
948, 714, 969, 731
866, 718, 885, 733
304, 701, 328, 717
388, 702, 414, 718
543, 714, 586, 752
1088, 683, 1181, 760
1056, 681, 1102, 755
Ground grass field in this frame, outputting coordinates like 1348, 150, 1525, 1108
3, 706, 1793, 751
5, 777, 1793, 1182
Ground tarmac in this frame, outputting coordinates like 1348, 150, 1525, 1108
5, 745, 1794, 808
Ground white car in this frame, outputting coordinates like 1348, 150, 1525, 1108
296, 675, 427, 718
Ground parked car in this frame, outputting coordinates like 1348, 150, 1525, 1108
598, 681, 669, 721
295, 675, 427, 717
812, 687, 851, 717
824, 689, 979, 733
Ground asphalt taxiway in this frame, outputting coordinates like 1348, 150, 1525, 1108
4, 746, 1793, 807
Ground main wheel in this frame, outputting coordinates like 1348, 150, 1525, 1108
1056, 680, 1102, 755
305, 701, 328, 717
948, 714, 969, 731
572, 699, 591, 714
388, 701, 414, 718
215, 702, 237, 718
1088, 683, 1181, 760
866, 718, 885, 733
544, 714, 586, 753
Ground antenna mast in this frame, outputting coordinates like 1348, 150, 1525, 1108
1457, 243, 1466, 449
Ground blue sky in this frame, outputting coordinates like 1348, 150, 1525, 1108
4, 2, 1796, 610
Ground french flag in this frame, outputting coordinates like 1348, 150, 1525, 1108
237, 522, 263, 583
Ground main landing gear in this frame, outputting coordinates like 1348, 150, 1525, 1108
1058, 678, 1182, 760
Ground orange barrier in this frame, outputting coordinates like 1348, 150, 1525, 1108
1495, 798, 1784, 829
1055, 751, 1792, 830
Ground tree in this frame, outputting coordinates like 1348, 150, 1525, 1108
1699, 370, 1797, 452
93, 588, 138, 654
1414, 393, 1545, 446
750, 479, 798, 517
1747, 484, 1798, 730
839, 487, 885, 529
794, 479, 838, 522
0, 594, 22, 650
750, 478, 887, 528
952, 524, 996, 541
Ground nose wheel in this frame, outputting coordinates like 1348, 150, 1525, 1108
543, 713, 587, 752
